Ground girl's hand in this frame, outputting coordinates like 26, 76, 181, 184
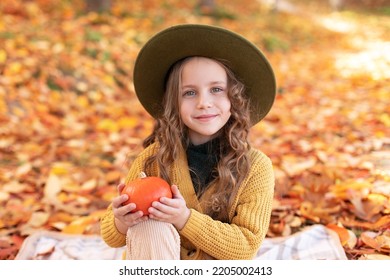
148, 185, 190, 230
112, 183, 148, 234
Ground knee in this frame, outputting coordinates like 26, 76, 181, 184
128, 220, 180, 245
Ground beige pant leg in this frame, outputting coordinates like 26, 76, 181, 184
126, 219, 180, 260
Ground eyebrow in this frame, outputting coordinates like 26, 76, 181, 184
181, 81, 227, 88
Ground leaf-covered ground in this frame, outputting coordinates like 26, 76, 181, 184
0, 0, 389, 260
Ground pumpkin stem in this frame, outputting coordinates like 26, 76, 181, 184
139, 172, 147, 178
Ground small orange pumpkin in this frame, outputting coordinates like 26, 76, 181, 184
121, 172, 172, 216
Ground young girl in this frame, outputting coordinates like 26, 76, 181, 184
100, 24, 276, 260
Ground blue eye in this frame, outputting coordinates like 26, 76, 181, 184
211, 87, 223, 93
183, 90, 195, 97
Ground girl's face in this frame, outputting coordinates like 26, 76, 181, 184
178, 57, 231, 145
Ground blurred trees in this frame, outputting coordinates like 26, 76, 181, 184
198, 0, 216, 13
84, 0, 219, 15
85, 0, 111, 13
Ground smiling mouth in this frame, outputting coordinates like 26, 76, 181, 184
194, 114, 217, 121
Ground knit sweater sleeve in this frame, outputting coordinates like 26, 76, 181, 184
100, 204, 126, 247
100, 144, 158, 248
179, 151, 274, 260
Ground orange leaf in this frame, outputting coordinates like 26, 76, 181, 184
326, 224, 350, 246
360, 231, 381, 250
105, 170, 122, 183
61, 215, 100, 234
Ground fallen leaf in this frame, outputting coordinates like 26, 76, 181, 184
345, 229, 357, 250
281, 155, 317, 177
359, 254, 390, 260
330, 180, 372, 200
0, 246, 18, 260
44, 173, 62, 204
81, 179, 97, 193
360, 231, 381, 250
2, 181, 29, 194
326, 224, 350, 246
26, 211, 50, 228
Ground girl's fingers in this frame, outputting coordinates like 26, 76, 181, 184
113, 198, 138, 218
150, 201, 173, 214
117, 183, 126, 194
134, 215, 149, 224
171, 185, 182, 199
112, 193, 128, 209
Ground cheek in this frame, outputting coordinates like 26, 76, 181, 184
179, 100, 189, 121
221, 97, 232, 115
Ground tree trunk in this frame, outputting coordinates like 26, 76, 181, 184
85, 0, 111, 13
198, 0, 216, 14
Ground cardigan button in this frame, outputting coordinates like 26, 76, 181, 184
187, 249, 196, 257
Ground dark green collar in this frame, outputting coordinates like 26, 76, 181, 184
186, 138, 220, 195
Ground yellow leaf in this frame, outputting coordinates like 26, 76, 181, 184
6, 62, 22, 75
61, 223, 86, 234
57, 192, 69, 203
375, 131, 386, 138
62, 216, 97, 234
76, 95, 90, 108
367, 193, 388, 205
97, 118, 119, 132
50, 162, 72, 175
330, 180, 372, 199
380, 113, 390, 127
62, 183, 80, 193
103, 74, 115, 85
0, 49, 7, 64
118, 116, 138, 129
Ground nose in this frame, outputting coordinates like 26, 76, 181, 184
197, 92, 212, 109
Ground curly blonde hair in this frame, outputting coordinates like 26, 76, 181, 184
143, 56, 251, 222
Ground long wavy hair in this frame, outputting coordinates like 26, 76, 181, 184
143, 56, 251, 222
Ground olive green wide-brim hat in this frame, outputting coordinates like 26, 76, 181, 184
133, 24, 276, 125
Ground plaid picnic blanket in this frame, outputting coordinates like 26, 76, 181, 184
255, 225, 347, 260
15, 224, 347, 260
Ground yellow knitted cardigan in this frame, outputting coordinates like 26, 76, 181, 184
100, 142, 274, 260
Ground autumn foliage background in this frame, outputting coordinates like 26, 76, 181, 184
0, 0, 389, 260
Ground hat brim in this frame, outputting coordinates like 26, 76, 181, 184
133, 24, 276, 125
